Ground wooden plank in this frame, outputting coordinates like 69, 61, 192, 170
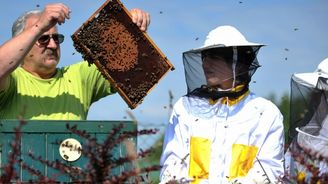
0, 120, 136, 133
21, 133, 46, 181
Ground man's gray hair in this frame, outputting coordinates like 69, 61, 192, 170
12, 10, 42, 37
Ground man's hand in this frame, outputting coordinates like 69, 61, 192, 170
36, 3, 71, 33
130, 8, 150, 31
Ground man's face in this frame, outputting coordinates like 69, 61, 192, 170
202, 54, 233, 89
23, 15, 61, 77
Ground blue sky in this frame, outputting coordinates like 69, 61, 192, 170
1, 0, 328, 126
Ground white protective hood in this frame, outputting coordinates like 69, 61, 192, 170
292, 57, 328, 89
294, 57, 328, 157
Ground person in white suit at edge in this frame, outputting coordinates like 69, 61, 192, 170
159, 25, 285, 184
285, 57, 328, 181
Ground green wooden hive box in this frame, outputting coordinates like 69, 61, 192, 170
0, 120, 137, 183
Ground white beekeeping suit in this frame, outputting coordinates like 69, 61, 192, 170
160, 25, 285, 184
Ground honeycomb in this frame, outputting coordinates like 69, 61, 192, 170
72, 0, 174, 109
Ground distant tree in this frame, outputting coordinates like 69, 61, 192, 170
139, 135, 163, 183
267, 92, 290, 146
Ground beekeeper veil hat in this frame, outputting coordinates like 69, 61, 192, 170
290, 57, 328, 158
183, 25, 264, 99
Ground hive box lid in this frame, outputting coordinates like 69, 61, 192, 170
72, 0, 174, 109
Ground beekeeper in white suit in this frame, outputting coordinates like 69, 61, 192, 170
296, 58, 328, 158
159, 25, 285, 184
285, 57, 328, 179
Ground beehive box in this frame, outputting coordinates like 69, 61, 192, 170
0, 120, 136, 182
72, 0, 174, 109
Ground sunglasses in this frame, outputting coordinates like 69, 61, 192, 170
37, 34, 65, 45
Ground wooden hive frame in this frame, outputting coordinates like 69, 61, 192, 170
72, 0, 174, 109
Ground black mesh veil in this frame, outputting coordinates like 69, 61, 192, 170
183, 51, 206, 94
182, 46, 262, 98
289, 74, 328, 145
285, 75, 328, 179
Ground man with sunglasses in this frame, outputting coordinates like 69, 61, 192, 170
0, 3, 150, 120
160, 25, 285, 183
